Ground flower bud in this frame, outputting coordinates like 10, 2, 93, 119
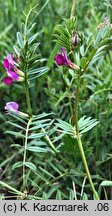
18, 77, 24, 82
14, 68, 24, 77
69, 61, 80, 70
18, 111, 29, 117
104, 16, 110, 27
71, 34, 78, 46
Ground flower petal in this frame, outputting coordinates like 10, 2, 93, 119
7, 70, 19, 81
69, 61, 80, 70
2, 76, 13, 85
61, 48, 69, 66
7, 54, 14, 65
72, 34, 78, 46
4, 59, 9, 69
55, 54, 65, 66
5, 102, 19, 113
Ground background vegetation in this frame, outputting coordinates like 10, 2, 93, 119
0, 0, 112, 199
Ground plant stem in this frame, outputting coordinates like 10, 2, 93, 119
23, 46, 32, 188
68, 92, 73, 121
23, 117, 32, 189
22, 51, 32, 189
73, 75, 80, 128
71, 0, 76, 18
24, 23, 32, 117
74, 75, 99, 200
25, 78, 32, 117
42, 127, 58, 154
77, 134, 99, 199
0, 180, 41, 200
23, 58, 32, 117
0, 180, 24, 196
43, 127, 81, 169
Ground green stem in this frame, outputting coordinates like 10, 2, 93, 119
70, 0, 76, 18
68, 92, 73, 121
0, 180, 41, 200
24, 60, 32, 117
25, 78, 32, 117
43, 127, 79, 169
42, 127, 58, 154
74, 76, 99, 200
24, 21, 32, 117
77, 134, 99, 199
73, 75, 80, 127
23, 117, 32, 189
0, 180, 24, 196
23, 53, 32, 189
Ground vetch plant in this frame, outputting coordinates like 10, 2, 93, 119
1, 5, 53, 198
54, 16, 111, 200
1, 2, 112, 200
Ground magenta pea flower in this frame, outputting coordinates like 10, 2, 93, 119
4, 54, 19, 80
4, 54, 15, 69
55, 48, 69, 66
2, 54, 24, 85
55, 48, 79, 70
2, 76, 14, 85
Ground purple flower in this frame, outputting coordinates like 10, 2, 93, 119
104, 16, 110, 27
72, 34, 78, 46
3, 54, 19, 84
5, 102, 19, 113
2, 54, 24, 85
5, 102, 29, 117
4, 54, 15, 69
55, 48, 79, 70
2, 76, 13, 85
104, 16, 109, 22
55, 48, 69, 66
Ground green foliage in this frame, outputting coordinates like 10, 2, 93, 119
78, 116, 99, 134
55, 119, 75, 135
60, 134, 92, 162
56, 116, 99, 135
54, 17, 83, 51
0, 0, 112, 200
